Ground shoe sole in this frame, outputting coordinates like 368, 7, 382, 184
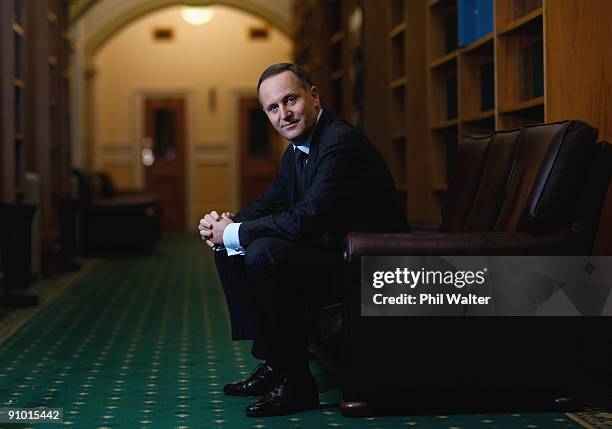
223, 387, 266, 397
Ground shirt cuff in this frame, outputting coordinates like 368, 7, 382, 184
223, 222, 245, 256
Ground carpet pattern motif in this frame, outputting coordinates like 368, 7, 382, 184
0, 233, 593, 428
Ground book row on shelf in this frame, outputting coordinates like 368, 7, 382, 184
292, 0, 611, 225
1, 0, 73, 276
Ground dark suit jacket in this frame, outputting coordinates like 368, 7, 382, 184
235, 109, 409, 250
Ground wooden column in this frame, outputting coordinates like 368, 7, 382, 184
404, 0, 433, 221
83, 66, 97, 171
0, 0, 15, 203
25, 0, 60, 275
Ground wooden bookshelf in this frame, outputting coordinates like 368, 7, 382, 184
293, 0, 611, 227
389, 76, 408, 90
1, 0, 27, 203
16, 0, 26, 200
328, 1, 345, 117
383, 0, 431, 219
1, 0, 71, 276
15, 0, 26, 200
387, 0, 407, 107
386, 0, 407, 154
462, 33, 493, 54
459, 36, 494, 121
389, 22, 408, 39
429, 50, 458, 70
430, 125, 458, 206
495, 0, 544, 132
497, 7, 542, 36
291, 0, 430, 220
426, 0, 459, 216
291, 0, 326, 106
423, 0, 612, 219
292, 0, 349, 119
431, 118, 459, 130
496, 0, 542, 29
463, 109, 495, 123
13, 0, 72, 275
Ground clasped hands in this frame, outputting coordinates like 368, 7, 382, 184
198, 210, 235, 248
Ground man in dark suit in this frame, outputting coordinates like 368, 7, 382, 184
198, 63, 408, 417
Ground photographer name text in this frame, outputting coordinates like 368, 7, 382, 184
370, 268, 491, 306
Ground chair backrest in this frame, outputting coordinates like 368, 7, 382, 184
72, 169, 110, 206
72, 169, 94, 207
441, 134, 491, 232
494, 120, 598, 232
442, 120, 600, 236
463, 129, 521, 232
574, 141, 612, 252
96, 171, 117, 199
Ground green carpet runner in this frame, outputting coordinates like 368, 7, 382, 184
0, 233, 587, 428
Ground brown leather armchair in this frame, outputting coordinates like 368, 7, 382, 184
332, 120, 612, 416
73, 169, 161, 254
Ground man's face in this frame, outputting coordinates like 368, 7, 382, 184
259, 71, 320, 142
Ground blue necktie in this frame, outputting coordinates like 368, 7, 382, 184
294, 147, 308, 180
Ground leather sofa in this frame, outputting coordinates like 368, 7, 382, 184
315, 120, 612, 416
73, 170, 161, 254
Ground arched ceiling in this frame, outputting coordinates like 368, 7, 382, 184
71, 0, 292, 58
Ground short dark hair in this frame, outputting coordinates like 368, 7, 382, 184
256, 63, 313, 99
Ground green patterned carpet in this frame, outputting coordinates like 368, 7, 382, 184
0, 233, 590, 428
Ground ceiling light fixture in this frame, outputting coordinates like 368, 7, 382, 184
181, 5, 215, 26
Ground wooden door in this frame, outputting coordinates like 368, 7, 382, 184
239, 97, 281, 208
143, 98, 186, 229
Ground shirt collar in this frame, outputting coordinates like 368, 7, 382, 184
292, 108, 323, 155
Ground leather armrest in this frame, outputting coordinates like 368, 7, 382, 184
343, 229, 584, 261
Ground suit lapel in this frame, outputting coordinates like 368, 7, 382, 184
301, 109, 333, 193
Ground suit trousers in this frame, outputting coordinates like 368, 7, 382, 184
214, 237, 342, 372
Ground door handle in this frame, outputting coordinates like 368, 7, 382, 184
142, 137, 155, 166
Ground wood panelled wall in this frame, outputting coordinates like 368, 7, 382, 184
0, 0, 72, 274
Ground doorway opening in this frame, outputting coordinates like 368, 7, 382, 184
143, 97, 186, 230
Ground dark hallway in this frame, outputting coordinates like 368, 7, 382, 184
0, 233, 604, 427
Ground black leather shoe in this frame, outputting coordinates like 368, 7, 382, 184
245, 375, 319, 417
223, 362, 283, 397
